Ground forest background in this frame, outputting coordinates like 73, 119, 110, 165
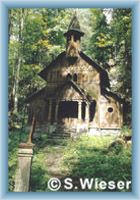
8, 8, 132, 130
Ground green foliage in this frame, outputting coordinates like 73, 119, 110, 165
30, 151, 50, 191
8, 131, 131, 192
86, 8, 132, 125
8, 8, 72, 125
85, 9, 111, 68
121, 126, 132, 136
61, 135, 131, 191
110, 9, 132, 103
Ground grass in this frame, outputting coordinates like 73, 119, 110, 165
8, 127, 132, 192
60, 135, 131, 191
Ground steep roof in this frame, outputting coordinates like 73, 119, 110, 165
79, 52, 110, 89
64, 14, 84, 37
55, 80, 91, 101
26, 86, 47, 103
38, 51, 110, 89
38, 51, 65, 80
26, 80, 92, 103
101, 88, 124, 104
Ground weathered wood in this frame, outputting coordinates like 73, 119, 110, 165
27, 15, 123, 137
27, 116, 36, 144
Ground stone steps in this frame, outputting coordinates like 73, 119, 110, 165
47, 124, 77, 139
48, 132, 70, 139
33, 124, 81, 140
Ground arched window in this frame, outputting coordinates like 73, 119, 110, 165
73, 73, 77, 82
66, 73, 72, 80
74, 35, 80, 42
67, 35, 71, 43
82, 74, 86, 81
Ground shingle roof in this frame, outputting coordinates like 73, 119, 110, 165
55, 80, 91, 101
64, 14, 84, 37
38, 51, 110, 90
26, 79, 93, 103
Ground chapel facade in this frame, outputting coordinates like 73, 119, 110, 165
27, 15, 124, 137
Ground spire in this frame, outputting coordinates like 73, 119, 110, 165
64, 14, 84, 58
64, 14, 84, 37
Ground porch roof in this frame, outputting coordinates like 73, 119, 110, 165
26, 80, 93, 103
54, 80, 92, 101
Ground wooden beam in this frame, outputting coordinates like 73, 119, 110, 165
27, 115, 36, 144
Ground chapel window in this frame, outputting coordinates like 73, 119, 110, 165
73, 73, 77, 82
108, 107, 113, 113
66, 73, 72, 80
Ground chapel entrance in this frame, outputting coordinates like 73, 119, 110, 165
55, 100, 96, 124
58, 101, 78, 119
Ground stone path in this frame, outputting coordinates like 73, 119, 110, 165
44, 145, 68, 178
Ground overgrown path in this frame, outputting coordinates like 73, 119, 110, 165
44, 145, 68, 178
30, 135, 131, 192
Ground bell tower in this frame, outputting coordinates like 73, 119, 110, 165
64, 14, 84, 58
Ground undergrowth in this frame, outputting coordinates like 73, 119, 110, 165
8, 128, 132, 192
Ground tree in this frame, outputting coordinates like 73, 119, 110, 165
86, 9, 112, 69
110, 9, 132, 101
9, 9, 26, 113
86, 8, 132, 124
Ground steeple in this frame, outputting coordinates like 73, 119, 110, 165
64, 14, 84, 58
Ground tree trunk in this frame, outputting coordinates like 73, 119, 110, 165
8, 10, 12, 43
12, 9, 25, 112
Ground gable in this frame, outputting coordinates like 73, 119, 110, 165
56, 80, 89, 101
59, 85, 83, 100
38, 51, 66, 80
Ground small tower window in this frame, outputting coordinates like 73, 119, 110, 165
73, 73, 77, 82
67, 35, 71, 43
74, 35, 79, 42
66, 73, 72, 80
108, 107, 113, 113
